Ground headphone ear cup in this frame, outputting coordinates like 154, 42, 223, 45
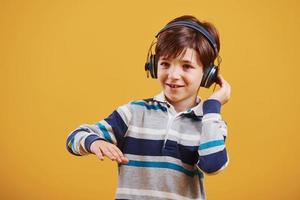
145, 54, 155, 79
149, 54, 157, 79
200, 65, 219, 88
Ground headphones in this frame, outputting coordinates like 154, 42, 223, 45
144, 20, 222, 88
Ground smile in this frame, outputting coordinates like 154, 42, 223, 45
166, 83, 184, 88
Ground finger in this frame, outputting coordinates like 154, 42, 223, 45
94, 148, 104, 161
112, 145, 127, 162
106, 145, 122, 162
100, 146, 116, 161
220, 76, 230, 88
216, 74, 222, 85
218, 74, 224, 81
121, 156, 129, 164
108, 146, 123, 162
218, 74, 228, 87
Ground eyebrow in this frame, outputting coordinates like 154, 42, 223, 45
161, 58, 195, 64
161, 58, 196, 65
180, 59, 194, 64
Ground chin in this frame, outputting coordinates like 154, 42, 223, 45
165, 93, 182, 103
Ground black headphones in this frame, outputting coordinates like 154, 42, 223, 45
144, 20, 221, 88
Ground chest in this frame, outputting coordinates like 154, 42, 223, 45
124, 110, 203, 165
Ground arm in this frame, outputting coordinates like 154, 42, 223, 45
197, 99, 228, 174
66, 103, 132, 157
197, 74, 231, 174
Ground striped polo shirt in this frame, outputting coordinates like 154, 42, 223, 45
66, 92, 229, 200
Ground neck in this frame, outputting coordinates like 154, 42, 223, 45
167, 95, 198, 113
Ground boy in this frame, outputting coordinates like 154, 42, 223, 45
66, 15, 231, 200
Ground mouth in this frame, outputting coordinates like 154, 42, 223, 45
166, 83, 184, 88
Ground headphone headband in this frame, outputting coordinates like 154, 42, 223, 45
155, 20, 218, 55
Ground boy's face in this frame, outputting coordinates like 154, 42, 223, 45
157, 48, 204, 106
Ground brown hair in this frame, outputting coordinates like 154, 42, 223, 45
155, 15, 220, 69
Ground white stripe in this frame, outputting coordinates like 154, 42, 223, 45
128, 126, 165, 135
202, 113, 221, 122
119, 104, 132, 123
100, 120, 117, 144
201, 118, 219, 123
72, 131, 89, 153
117, 187, 203, 200
171, 129, 200, 141
128, 126, 201, 141
198, 145, 225, 156
127, 131, 165, 140
126, 131, 199, 146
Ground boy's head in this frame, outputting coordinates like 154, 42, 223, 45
153, 15, 221, 107
155, 15, 220, 72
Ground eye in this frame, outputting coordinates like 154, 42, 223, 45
183, 64, 194, 70
159, 62, 170, 68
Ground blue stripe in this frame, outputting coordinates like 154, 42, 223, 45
96, 122, 112, 143
66, 128, 90, 156
199, 140, 224, 150
123, 137, 199, 165
104, 110, 128, 149
198, 148, 228, 173
85, 134, 102, 153
203, 99, 221, 114
123, 160, 202, 177
66, 128, 90, 145
70, 136, 76, 153
130, 101, 167, 112
123, 137, 164, 155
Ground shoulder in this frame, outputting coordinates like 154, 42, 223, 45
128, 97, 168, 113
115, 96, 169, 116
129, 97, 155, 106
115, 97, 154, 113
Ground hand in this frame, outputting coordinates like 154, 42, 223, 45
208, 74, 231, 105
90, 140, 129, 164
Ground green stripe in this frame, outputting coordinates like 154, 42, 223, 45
122, 160, 203, 177
96, 122, 112, 143
199, 140, 224, 150
130, 101, 167, 112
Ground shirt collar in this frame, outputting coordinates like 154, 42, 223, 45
153, 91, 204, 116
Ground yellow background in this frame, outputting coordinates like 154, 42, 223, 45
1, 0, 299, 199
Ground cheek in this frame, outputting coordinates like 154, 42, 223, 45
194, 70, 204, 83
157, 68, 167, 79
157, 72, 166, 86
185, 72, 203, 87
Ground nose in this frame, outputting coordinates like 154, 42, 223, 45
167, 65, 181, 79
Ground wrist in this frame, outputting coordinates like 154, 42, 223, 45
85, 135, 102, 153
203, 99, 221, 114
